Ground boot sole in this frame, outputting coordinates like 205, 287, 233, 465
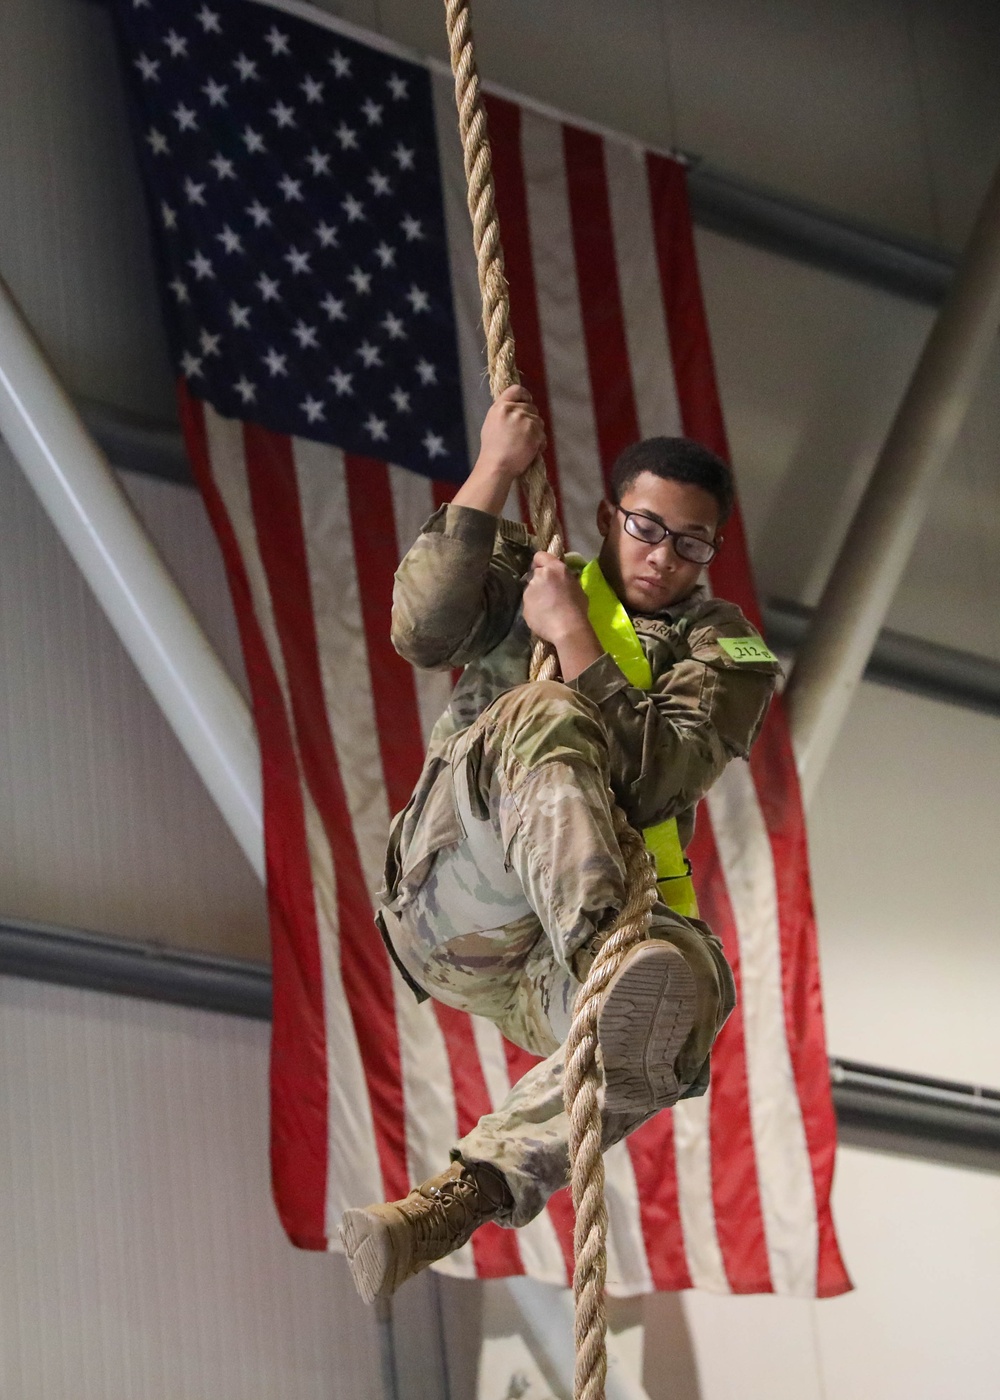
340, 1207, 408, 1304
598, 942, 696, 1116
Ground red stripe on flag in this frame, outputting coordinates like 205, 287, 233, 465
645, 153, 760, 629
345, 457, 425, 812
563, 125, 641, 483
243, 425, 409, 1205
435, 1005, 525, 1278
625, 1116, 691, 1292
484, 93, 567, 538
178, 386, 329, 1248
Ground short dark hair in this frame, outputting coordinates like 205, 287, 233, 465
609, 437, 735, 525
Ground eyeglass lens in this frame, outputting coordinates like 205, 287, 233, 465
621, 510, 715, 565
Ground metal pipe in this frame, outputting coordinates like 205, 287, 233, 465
8, 917, 1000, 1176
0, 275, 264, 877
786, 162, 1000, 804
764, 599, 1000, 719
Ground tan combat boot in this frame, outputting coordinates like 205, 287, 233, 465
597, 941, 698, 1116
340, 1160, 512, 1303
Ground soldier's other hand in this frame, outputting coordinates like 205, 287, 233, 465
523, 552, 591, 643
475, 386, 547, 482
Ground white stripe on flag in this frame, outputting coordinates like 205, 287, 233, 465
707, 762, 819, 1295
602, 1141, 655, 1297
519, 108, 605, 558
201, 407, 383, 1226
672, 1092, 730, 1293
603, 139, 684, 441
432, 72, 494, 469
470, 1018, 569, 1286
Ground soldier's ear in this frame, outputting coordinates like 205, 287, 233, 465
596, 499, 614, 538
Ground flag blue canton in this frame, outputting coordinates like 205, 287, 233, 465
116, 0, 468, 479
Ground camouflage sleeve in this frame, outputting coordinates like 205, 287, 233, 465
391, 503, 533, 670
568, 607, 781, 829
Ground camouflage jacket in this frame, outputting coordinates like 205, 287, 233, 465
381, 503, 780, 911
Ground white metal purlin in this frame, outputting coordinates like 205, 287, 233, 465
787, 161, 1000, 804
0, 275, 264, 880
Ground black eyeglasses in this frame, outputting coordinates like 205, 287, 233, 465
616, 507, 719, 565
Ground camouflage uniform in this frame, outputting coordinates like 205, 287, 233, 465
377, 503, 779, 1227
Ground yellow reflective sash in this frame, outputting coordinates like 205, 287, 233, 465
578, 559, 699, 920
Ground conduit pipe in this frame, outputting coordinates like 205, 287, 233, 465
0, 275, 652, 1400
787, 160, 1000, 804
0, 275, 264, 878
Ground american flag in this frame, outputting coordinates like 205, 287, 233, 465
115, 0, 850, 1297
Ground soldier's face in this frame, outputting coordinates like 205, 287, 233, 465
596, 472, 720, 613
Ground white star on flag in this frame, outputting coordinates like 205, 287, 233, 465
364, 412, 388, 440
278, 175, 303, 201
256, 272, 281, 301
292, 320, 319, 348
233, 53, 259, 82
217, 225, 243, 253
264, 25, 291, 56
284, 247, 312, 274
306, 149, 331, 176
163, 29, 189, 58
262, 347, 289, 376
415, 357, 436, 385
135, 54, 160, 82
172, 102, 198, 131
188, 250, 214, 279
422, 430, 446, 458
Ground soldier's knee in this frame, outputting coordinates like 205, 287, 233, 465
489, 682, 606, 761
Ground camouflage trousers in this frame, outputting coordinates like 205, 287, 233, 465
383, 682, 735, 1227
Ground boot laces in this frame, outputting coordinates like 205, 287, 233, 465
409, 1173, 491, 1254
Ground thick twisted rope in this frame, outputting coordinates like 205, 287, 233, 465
443, 5, 659, 1396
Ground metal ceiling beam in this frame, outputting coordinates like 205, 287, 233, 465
4, 915, 998, 1173
763, 600, 1000, 719
685, 160, 955, 306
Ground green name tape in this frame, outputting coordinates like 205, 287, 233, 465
717, 636, 779, 664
